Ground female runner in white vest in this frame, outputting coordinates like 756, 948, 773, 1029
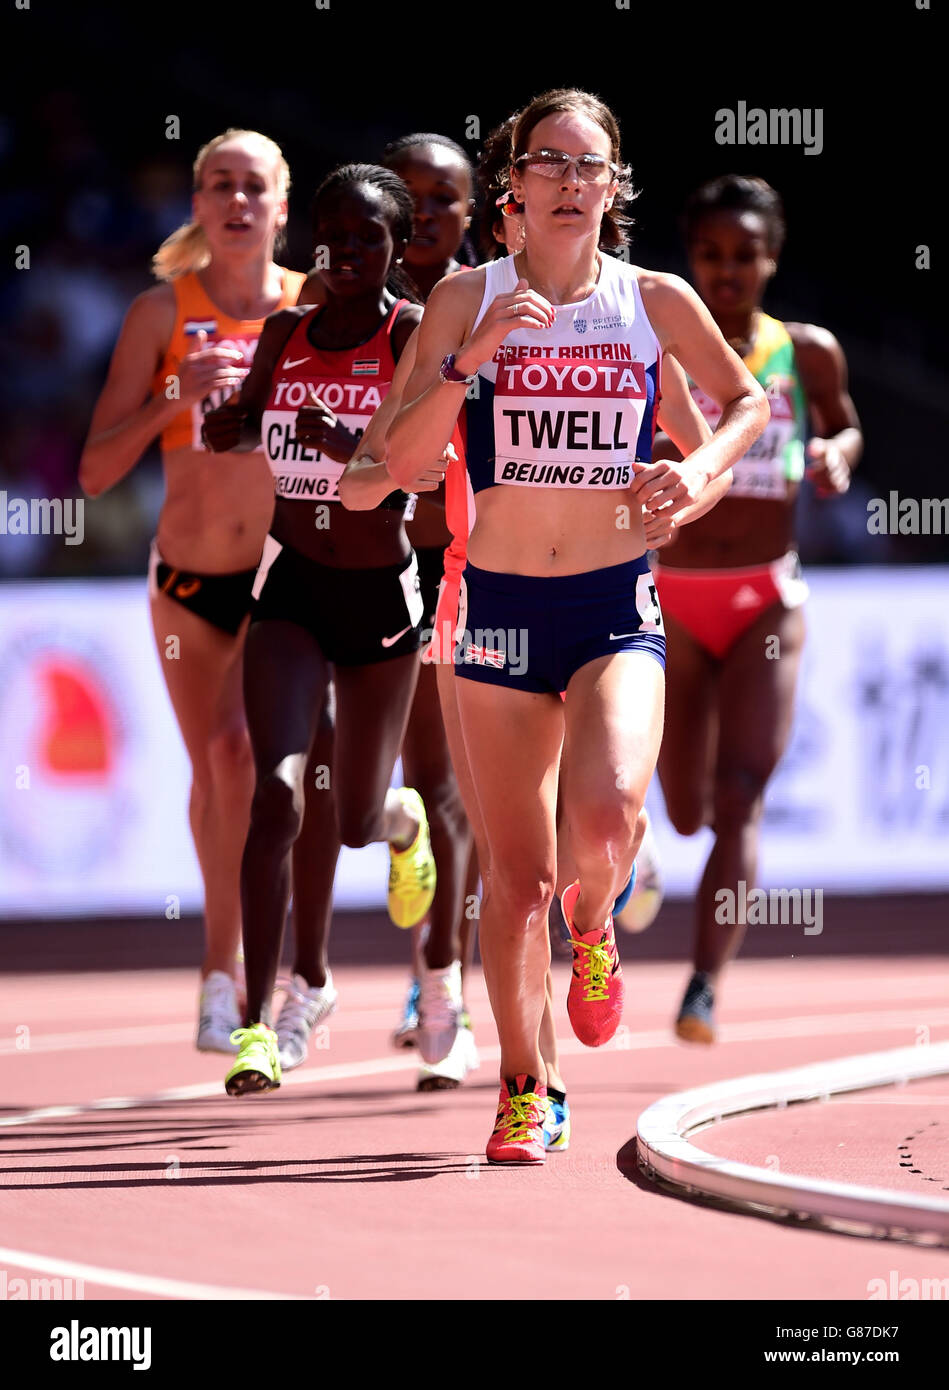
388, 89, 770, 1163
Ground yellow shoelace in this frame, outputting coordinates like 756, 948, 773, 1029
229, 1025, 274, 1051
496, 1093, 545, 1142
573, 937, 613, 1002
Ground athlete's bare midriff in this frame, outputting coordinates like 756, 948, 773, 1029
407, 496, 451, 549
157, 445, 276, 573
269, 495, 410, 569
658, 490, 798, 569
467, 484, 648, 575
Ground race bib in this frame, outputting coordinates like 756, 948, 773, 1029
692, 383, 796, 501
728, 455, 790, 500
262, 409, 362, 501
493, 356, 648, 488
262, 376, 384, 501
185, 329, 258, 452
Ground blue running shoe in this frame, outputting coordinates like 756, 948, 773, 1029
612, 862, 637, 917
392, 977, 420, 1049
675, 970, 716, 1044
616, 816, 664, 934
543, 1095, 571, 1151
548, 893, 573, 961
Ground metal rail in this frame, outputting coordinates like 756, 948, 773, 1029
637, 1042, 949, 1242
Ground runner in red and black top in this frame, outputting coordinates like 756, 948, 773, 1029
379, 134, 481, 1085
203, 164, 437, 1095
298, 139, 479, 1084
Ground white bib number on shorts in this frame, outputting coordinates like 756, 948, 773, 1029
399, 552, 424, 628
635, 572, 664, 633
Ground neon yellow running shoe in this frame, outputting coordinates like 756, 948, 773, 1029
224, 1023, 281, 1096
387, 787, 436, 929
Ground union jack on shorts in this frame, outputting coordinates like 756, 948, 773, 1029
465, 643, 505, 669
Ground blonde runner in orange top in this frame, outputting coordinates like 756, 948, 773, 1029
154, 268, 305, 455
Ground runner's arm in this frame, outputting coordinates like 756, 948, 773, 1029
386, 273, 488, 487
639, 272, 769, 499
649, 352, 732, 530
79, 287, 180, 496
787, 321, 862, 496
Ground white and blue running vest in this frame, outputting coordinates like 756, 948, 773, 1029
464, 253, 662, 494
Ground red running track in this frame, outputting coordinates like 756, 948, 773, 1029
1, 900, 948, 1301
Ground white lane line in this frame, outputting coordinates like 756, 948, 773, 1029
1, 1024, 196, 1055
0, 1054, 424, 1129
5, 1001, 949, 1060
637, 1042, 949, 1241
0, 1246, 298, 1300
0, 1008, 464, 1055
1, 1006, 948, 1132
723, 977, 949, 1006
717, 1007, 949, 1043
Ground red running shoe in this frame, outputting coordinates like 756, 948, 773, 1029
561, 879, 625, 1046
485, 1074, 549, 1164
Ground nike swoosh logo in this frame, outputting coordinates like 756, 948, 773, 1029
609, 632, 637, 640
381, 625, 412, 648
283, 356, 311, 370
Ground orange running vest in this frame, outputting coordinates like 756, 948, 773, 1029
152, 267, 306, 452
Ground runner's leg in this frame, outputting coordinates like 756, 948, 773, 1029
697, 603, 806, 979
149, 592, 253, 978
455, 678, 563, 1083
241, 619, 331, 1025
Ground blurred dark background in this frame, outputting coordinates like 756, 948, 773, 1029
2, 0, 944, 578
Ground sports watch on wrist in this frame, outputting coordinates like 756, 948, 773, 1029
439, 353, 476, 386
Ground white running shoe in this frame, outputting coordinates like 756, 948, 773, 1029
196, 970, 241, 1054
417, 1018, 480, 1091
416, 959, 463, 1065
275, 971, 338, 1071
616, 815, 664, 933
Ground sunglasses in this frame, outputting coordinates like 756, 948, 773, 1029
513, 149, 622, 183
